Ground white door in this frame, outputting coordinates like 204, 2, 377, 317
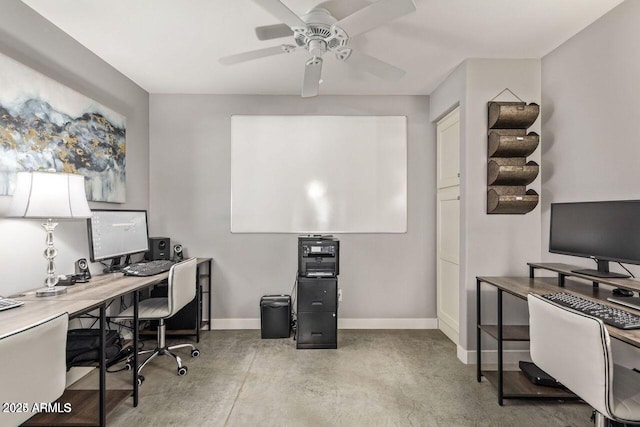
436, 107, 460, 344
437, 108, 460, 189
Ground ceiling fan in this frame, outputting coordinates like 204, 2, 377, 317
219, 0, 417, 97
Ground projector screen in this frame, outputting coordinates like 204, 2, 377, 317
231, 115, 407, 233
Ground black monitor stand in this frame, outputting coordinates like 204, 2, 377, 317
572, 259, 630, 279
102, 255, 132, 273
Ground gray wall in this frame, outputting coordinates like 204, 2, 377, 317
430, 59, 542, 358
149, 95, 434, 325
0, 1, 149, 296
541, 0, 640, 278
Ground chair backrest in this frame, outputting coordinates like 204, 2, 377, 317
0, 312, 69, 426
528, 293, 614, 418
167, 257, 197, 317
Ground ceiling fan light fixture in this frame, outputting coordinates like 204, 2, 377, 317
308, 39, 327, 57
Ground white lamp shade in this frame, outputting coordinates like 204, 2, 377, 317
6, 171, 91, 219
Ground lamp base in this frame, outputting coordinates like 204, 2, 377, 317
36, 286, 68, 297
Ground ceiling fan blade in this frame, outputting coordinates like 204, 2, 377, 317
302, 57, 323, 98
334, 0, 416, 37
255, 23, 294, 40
345, 50, 405, 81
253, 0, 307, 29
219, 45, 295, 65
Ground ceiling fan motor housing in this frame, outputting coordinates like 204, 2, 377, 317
295, 8, 350, 60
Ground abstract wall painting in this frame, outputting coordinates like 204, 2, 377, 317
0, 52, 126, 203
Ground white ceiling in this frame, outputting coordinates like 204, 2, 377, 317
22, 0, 623, 95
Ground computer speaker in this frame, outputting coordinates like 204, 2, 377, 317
74, 258, 91, 281
173, 244, 184, 261
148, 237, 170, 260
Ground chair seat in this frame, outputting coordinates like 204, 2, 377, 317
612, 364, 640, 422
119, 297, 170, 320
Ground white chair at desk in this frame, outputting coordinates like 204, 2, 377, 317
528, 293, 640, 427
0, 312, 69, 426
119, 257, 200, 380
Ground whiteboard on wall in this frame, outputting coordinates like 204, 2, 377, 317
231, 115, 407, 233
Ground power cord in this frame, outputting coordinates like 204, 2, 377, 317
592, 258, 636, 278
290, 274, 298, 338
617, 262, 635, 278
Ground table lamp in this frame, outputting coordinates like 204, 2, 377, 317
6, 171, 91, 296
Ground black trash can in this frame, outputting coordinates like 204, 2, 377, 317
260, 295, 291, 339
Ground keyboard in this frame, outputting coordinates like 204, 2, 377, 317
0, 297, 24, 311
122, 260, 175, 277
543, 292, 640, 330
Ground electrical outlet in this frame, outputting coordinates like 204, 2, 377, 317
338, 288, 342, 302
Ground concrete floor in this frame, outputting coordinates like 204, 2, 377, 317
107, 330, 592, 426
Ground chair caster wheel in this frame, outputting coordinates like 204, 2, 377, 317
178, 366, 188, 376
137, 375, 145, 386
124, 362, 132, 371
191, 349, 200, 357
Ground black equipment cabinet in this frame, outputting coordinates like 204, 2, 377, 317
296, 277, 337, 349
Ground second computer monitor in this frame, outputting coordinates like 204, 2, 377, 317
87, 210, 149, 267
549, 200, 640, 278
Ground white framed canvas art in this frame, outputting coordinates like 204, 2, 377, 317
0, 52, 126, 202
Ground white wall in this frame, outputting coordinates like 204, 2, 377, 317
430, 59, 542, 357
541, 0, 640, 277
0, 1, 149, 296
149, 95, 434, 327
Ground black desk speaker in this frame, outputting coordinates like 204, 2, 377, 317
75, 258, 91, 280
173, 244, 184, 261
147, 237, 170, 260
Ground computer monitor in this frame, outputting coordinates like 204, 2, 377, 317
87, 209, 149, 272
549, 200, 640, 278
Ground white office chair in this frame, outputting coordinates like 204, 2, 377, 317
0, 312, 69, 426
119, 257, 200, 380
528, 293, 640, 427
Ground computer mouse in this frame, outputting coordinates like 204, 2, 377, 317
612, 288, 634, 297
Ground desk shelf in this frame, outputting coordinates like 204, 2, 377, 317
482, 371, 575, 400
24, 389, 130, 426
528, 262, 640, 292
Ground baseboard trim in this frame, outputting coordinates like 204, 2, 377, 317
211, 318, 438, 330
212, 318, 261, 330
338, 318, 438, 329
457, 345, 468, 363
438, 320, 459, 344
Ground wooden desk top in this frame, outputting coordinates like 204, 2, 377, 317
12, 257, 212, 301
14, 272, 169, 302
1, 257, 212, 338
0, 299, 101, 337
477, 275, 640, 348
